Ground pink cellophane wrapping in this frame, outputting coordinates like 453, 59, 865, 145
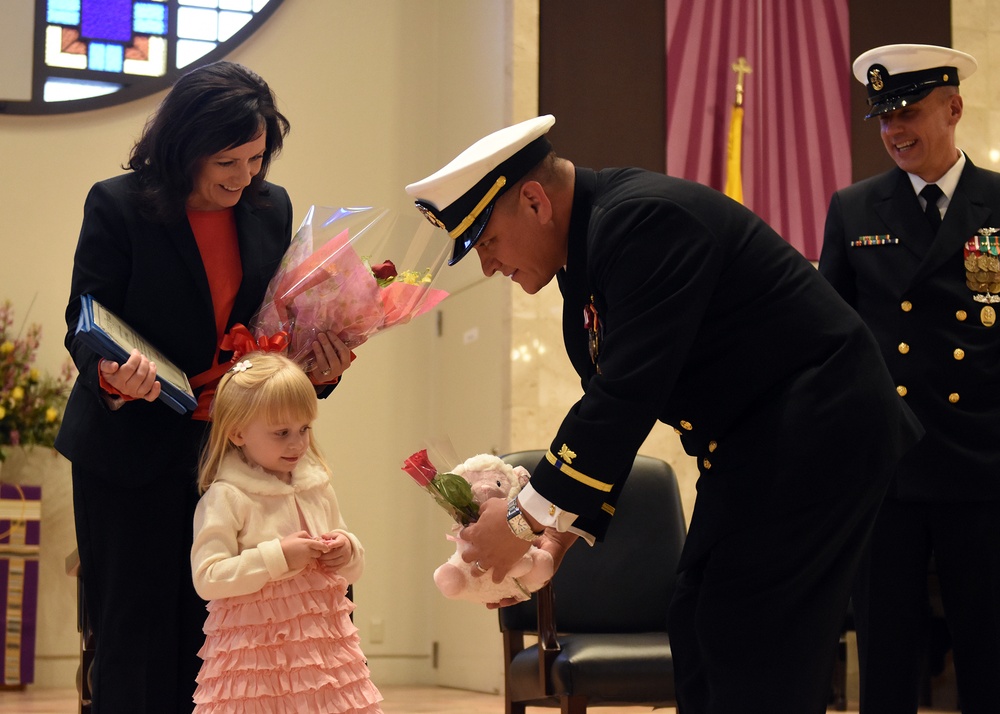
193, 562, 383, 713
252, 206, 450, 369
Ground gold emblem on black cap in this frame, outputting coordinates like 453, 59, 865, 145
415, 202, 447, 231
869, 67, 884, 91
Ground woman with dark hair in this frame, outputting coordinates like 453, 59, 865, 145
56, 60, 354, 713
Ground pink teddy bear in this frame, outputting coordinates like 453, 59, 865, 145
433, 454, 554, 603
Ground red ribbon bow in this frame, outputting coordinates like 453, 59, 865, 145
188, 324, 290, 389
220, 323, 289, 361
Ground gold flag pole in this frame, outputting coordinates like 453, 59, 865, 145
725, 56, 752, 204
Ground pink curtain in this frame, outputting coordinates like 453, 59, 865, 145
666, 0, 851, 261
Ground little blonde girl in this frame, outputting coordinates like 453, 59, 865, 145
191, 351, 382, 713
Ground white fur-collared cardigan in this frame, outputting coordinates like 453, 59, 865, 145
191, 452, 364, 601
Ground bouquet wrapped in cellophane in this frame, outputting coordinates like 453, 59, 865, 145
251, 205, 450, 370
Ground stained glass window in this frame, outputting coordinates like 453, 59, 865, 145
0, 0, 283, 115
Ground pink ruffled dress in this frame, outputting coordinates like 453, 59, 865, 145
193, 561, 383, 713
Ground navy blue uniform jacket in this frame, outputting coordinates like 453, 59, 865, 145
821, 160, 1000, 502
530, 168, 922, 571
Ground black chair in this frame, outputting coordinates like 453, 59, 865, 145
498, 451, 686, 714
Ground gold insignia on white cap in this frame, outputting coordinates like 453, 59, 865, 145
405, 115, 556, 265
851, 44, 977, 119
869, 68, 884, 91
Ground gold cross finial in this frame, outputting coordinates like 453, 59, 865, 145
732, 56, 752, 107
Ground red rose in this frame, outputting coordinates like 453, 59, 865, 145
371, 260, 398, 281
402, 449, 437, 487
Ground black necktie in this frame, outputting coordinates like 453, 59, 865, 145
920, 184, 943, 232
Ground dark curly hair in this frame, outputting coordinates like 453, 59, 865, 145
127, 60, 291, 222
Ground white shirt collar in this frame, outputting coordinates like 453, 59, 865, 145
908, 150, 966, 207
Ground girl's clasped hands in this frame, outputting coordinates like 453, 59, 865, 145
279, 530, 354, 571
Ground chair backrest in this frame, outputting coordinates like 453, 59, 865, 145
499, 450, 686, 634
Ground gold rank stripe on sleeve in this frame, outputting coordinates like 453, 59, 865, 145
545, 451, 614, 492
850, 235, 898, 247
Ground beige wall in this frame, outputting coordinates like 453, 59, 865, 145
951, 1, 1000, 167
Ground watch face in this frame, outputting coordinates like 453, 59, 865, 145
510, 517, 531, 537
506, 499, 539, 540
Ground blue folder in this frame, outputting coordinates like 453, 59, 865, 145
74, 294, 197, 414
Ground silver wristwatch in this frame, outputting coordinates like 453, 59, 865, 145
506, 498, 541, 541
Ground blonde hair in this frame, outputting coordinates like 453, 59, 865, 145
197, 351, 327, 493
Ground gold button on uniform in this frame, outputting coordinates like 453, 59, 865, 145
680, 420, 693, 431
897, 385, 908, 397
708, 441, 718, 452
901, 301, 912, 312
957, 310, 967, 321
949, 393, 960, 403
954, 348, 965, 360
703, 459, 712, 469
898, 342, 910, 354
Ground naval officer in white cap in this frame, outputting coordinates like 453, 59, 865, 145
821, 43, 1000, 713
407, 115, 922, 713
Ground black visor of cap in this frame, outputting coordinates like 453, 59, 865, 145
865, 65, 959, 118
449, 200, 497, 265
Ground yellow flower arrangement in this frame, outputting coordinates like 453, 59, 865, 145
0, 300, 75, 462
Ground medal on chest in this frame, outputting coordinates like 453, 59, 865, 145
583, 295, 603, 374
964, 229, 1000, 326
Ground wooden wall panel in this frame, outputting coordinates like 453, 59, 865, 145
539, 0, 666, 173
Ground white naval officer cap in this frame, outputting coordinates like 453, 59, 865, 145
853, 43, 977, 119
405, 115, 556, 265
